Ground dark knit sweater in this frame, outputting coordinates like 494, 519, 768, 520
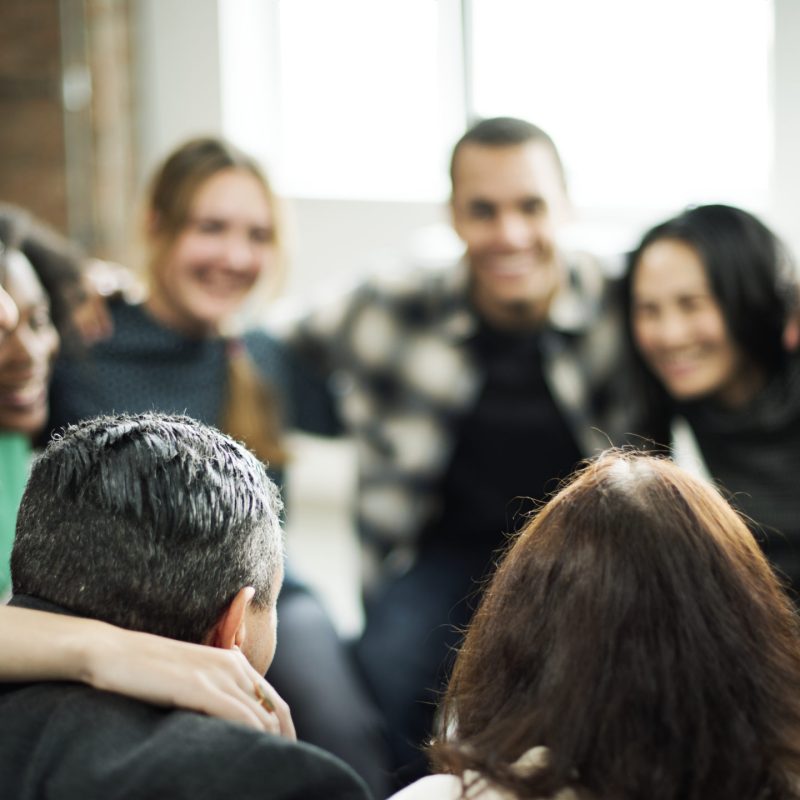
680, 355, 800, 593
47, 300, 339, 464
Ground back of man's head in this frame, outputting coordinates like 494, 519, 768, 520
11, 412, 283, 644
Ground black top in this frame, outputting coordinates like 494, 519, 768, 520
422, 321, 583, 552
681, 355, 800, 593
47, 300, 339, 444
0, 596, 370, 800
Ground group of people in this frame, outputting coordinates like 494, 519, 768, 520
1, 116, 799, 799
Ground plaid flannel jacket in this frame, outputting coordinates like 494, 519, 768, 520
287, 254, 624, 584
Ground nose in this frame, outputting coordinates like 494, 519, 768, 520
223, 233, 257, 271
492, 212, 533, 251
652, 309, 692, 349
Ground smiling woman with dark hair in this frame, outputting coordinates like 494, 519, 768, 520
0, 204, 84, 599
622, 204, 800, 595
391, 451, 800, 800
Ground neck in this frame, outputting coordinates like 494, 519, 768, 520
471, 288, 557, 332
144, 293, 216, 338
711, 364, 767, 410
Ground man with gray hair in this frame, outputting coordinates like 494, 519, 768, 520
0, 412, 368, 799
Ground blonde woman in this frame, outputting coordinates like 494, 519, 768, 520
41, 138, 388, 797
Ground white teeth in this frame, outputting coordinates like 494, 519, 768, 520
484, 256, 538, 276
0, 382, 46, 408
196, 270, 252, 296
656, 356, 704, 376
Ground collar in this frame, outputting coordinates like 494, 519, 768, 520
8, 593, 77, 617
440, 252, 606, 342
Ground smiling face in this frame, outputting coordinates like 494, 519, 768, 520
146, 168, 275, 335
631, 238, 761, 408
0, 251, 59, 434
451, 141, 570, 329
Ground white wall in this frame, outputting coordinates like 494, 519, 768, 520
132, 1, 800, 281
771, 0, 800, 256
133, 0, 223, 187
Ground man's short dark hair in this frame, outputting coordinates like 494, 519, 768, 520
12, 412, 284, 643
449, 116, 566, 191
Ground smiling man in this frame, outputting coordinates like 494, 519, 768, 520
449, 122, 571, 328
287, 117, 624, 787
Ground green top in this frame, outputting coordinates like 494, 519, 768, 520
0, 432, 31, 598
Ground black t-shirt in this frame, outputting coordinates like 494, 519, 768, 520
422, 321, 583, 553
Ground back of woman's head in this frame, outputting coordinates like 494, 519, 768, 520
433, 451, 800, 800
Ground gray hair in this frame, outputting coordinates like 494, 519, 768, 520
12, 412, 284, 643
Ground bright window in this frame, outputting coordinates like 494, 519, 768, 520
469, 0, 772, 214
221, 0, 773, 213
222, 0, 464, 201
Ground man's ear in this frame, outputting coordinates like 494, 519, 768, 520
206, 586, 256, 649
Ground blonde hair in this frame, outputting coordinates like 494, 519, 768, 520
144, 136, 285, 315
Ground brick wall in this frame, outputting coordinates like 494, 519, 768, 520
0, 0, 69, 231
0, 0, 136, 260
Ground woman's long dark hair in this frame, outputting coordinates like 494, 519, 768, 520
621, 204, 797, 443
431, 451, 800, 800
0, 203, 84, 340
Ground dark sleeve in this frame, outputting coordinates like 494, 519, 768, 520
245, 330, 342, 437
217, 736, 372, 800
283, 345, 342, 436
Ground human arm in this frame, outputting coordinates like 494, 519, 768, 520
0, 605, 294, 737
72, 258, 141, 344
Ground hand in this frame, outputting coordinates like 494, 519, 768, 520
85, 628, 296, 739
72, 259, 139, 344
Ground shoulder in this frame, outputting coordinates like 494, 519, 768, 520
387, 773, 466, 800
189, 719, 369, 799
282, 259, 467, 338
0, 684, 368, 799
71, 299, 174, 357
351, 261, 469, 325
242, 327, 289, 371
549, 251, 618, 331
103, 297, 152, 337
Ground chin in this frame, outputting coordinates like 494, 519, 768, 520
663, 382, 713, 403
191, 302, 242, 331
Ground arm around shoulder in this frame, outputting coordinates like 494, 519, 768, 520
0, 605, 282, 732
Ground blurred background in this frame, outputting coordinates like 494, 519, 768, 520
2, 0, 798, 632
